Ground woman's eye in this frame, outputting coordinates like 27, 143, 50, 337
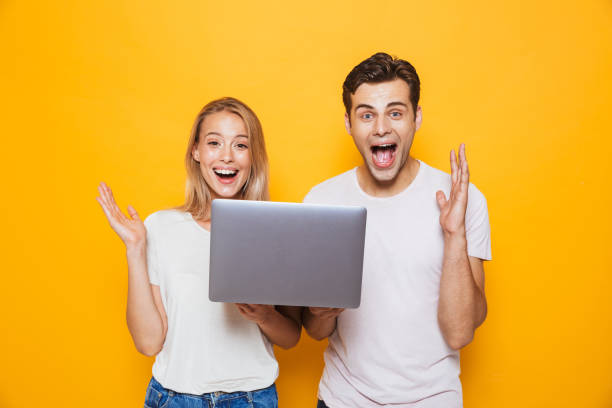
237, 144, 248, 149
207, 141, 220, 146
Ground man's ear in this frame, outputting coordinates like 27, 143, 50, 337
415, 106, 423, 131
192, 143, 200, 162
344, 112, 351, 134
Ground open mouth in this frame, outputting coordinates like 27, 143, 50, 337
213, 168, 239, 183
371, 143, 397, 168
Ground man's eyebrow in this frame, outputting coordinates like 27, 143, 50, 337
387, 101, 408, 108
354, 102, 408, 111
354, 104, 374, 111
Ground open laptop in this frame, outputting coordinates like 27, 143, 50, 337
209, 199, 366, 308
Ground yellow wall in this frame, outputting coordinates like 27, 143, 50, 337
1, 1, 611, 406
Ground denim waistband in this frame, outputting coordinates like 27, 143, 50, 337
148, 376, 274, 402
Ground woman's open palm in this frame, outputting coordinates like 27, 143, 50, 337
96, 182, 146, 246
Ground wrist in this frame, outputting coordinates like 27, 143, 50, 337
443, 226, 466, 241
444, 230, 467, 247
256, 307, 277, 326
126, 240, 146, 255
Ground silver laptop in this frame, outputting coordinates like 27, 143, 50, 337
209, 199, 366, 308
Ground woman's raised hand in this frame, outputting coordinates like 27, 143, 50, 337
96, 182, 146, 247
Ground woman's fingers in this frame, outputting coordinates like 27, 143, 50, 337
127, 205, 141, 222
95, 195, 113, 221
97, 182, 130, 225
236, 303, 253, 313
103, 183, 130, 223
99, 183, 116, 214
97, 185, 115, 220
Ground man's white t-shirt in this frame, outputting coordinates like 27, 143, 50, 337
304, 161, 492, 408
143, 210, 279, 394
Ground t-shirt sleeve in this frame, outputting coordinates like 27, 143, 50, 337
144, 214, 161, 286
303, 188, 316, 204
465, 184, 492, 261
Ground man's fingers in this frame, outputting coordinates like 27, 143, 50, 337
310, 307, 344, 318
460, 144, 469, 186
450, 150, 458, 185
436, 190, 447, 210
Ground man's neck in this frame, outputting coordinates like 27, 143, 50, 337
356, 157, 420, 198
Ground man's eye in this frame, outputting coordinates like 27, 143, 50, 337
390, 111, 402, 118
362, 113, 373, 120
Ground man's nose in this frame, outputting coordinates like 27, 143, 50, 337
374, 115, 391, 136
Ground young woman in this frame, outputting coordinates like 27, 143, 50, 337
96, 97, 301, 408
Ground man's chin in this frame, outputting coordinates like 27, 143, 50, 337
366, 164, 399, 183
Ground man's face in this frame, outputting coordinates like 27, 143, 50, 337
346, 79, 422, 183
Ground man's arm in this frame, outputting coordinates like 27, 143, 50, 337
302, 307, 344, 341
435, 144, 487, 350
437, 238, 487, 350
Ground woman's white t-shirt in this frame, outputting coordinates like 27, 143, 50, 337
143, 210, 278, 394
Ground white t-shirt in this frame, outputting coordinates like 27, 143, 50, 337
143, 210, 279, 394
304, 161, 492, 408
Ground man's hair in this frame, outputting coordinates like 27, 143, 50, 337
342, 52, 421, 117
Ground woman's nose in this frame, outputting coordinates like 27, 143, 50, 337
221, 145, 233, 162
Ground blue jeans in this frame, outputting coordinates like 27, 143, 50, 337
144, 377, 278, 408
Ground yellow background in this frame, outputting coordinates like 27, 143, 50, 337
1, 0, 611, 407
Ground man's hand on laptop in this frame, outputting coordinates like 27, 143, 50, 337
303, 307, 345, 340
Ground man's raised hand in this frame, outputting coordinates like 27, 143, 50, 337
436, 144, 469, 236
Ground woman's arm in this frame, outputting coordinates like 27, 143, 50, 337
236, 304, 302, 349
96, 182, 167, 356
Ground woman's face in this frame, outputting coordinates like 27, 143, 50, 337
192, 111, 252, 199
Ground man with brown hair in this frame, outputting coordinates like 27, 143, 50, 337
302, 53, 492, 407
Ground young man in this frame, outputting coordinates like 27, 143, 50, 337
302, 53, 492, 408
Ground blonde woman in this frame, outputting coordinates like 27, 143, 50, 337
96, 97, 301, 408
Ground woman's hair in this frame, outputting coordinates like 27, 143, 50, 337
179, 97, 269, 220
